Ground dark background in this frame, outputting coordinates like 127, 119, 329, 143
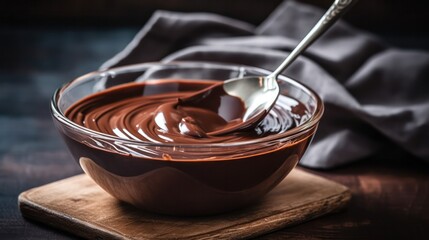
2, 0, 428, 32
1, 0, 428, 239
2, 0, 429, 45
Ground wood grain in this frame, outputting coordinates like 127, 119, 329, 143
19, 169, 350, 240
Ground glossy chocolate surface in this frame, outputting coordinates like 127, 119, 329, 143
65, 79, 306, 145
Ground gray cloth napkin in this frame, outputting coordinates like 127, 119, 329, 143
101, 0, 429, 169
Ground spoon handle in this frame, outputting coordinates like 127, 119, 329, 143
269, 0, 357, 79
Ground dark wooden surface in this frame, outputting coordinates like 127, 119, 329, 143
1, 3, 429, 238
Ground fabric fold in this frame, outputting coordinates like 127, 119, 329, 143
101, 11, 255, 70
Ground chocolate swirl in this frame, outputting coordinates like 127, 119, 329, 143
65, 79, 307, 144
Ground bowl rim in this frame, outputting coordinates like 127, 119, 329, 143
51, 61, 324, 149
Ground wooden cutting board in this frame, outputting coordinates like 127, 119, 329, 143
19, 169, 350, 239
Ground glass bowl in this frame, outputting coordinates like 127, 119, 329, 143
51, 61, 324, 216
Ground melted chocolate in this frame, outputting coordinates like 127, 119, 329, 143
65, 79, 307, 144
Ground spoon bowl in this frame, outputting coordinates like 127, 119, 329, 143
179, 76, 280, 135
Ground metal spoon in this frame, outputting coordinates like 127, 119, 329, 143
181, 0, 357, 136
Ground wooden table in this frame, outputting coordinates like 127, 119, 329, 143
1, 26, 428, 239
